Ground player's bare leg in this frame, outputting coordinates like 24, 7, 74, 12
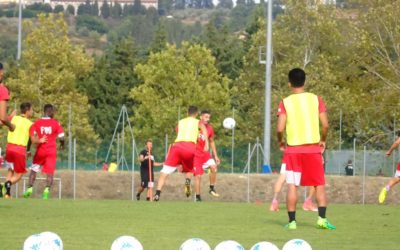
209, 166, 219, 197
194, 175, 201, 202
23, 170, 37, 198
315, 185, 335, 229
42, 174, 54, 200
154, 172, 168, 201
4, 170, 24, 198
303, 186, 318, 212
285, 184, 298, 229
270, 173, 286, 211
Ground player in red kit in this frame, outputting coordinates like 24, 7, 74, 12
23, 104, 65, 200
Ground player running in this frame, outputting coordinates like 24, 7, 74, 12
270, 153, 318, 212
0, 62, 16, 198
277, 68, 335, 230
379, 136, 400, 204
2, 103, 47, 198
185, 110, 221, 202
136, 139, 163, 201
154, 106, 209, 201
23, 104, 65, 200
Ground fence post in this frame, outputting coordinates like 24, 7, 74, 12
73, 138, 76, 200
362, 145, 366, 205
353, 138, 356, 176
247, 143, 251, 203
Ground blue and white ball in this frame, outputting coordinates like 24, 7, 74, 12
111, 236, 143, 250
214, 240, 244, 250
223, 117, 236, 129
180, 238, 211, 250
23, 234, 43, 250
40, 231, 63, 250
282, 239, 312, 250
250, 241, 280, 250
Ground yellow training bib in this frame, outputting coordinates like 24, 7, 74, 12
175, 117, 199, 143
7, 115, 33, 146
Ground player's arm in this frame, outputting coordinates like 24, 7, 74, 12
386, 137, 400, 156
0, 100, 15, 131
319, 112, 329, 153
154, 162, 164, 167
59, 136, 65, 150
199, 122, 209, 151
277, 114, 286, 151
210, 137, 220, 164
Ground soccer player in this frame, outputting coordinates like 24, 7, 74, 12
23, 104, 65, 200
270, 154, 318, 212
153, 106, 209, 201
2, 103, 47, 198
277, 68, 335, 230
0, 62, 16, 198
378, 136, 400, 204
136, 139, 163, 201
185, 110, 221, 202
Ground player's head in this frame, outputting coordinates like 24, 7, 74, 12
288, 68, 306, 88
44, 104, 55, 118
20, 102, 33, 118
0, 62, 4, 82
188, 106, 199, 117
146, 139, 153, 150
200, 110, 211, 124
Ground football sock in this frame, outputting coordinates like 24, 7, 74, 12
288, 211, 296, 222
210, 185, 215, 190
318, 207, 327, 219
146, 197, 150, 201
386, 185, 391, 191
185, 178, 191, 185
5, 181, 11, 195
196, 194, 201, 199
155, 190, 161, 196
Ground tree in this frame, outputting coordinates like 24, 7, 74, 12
66, 5, 75, 15
133, 0, 142, 14
77, 0, 92, 15
78, 39, 141, 140
217, 0, 233, 9
130, 43, 231, 141
43, 3, 53, 13
100, 0, 110, 18
7, 14, 97, 144
92, 0, 99, 16
149, 22, 167, 53
54, 5, 64, 13
111, 2, 122, 18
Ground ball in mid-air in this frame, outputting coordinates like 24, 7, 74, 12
223, 117, 236, 129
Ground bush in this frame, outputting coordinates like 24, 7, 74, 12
54, 5, 65, 13
22, 9, 37, 18
76, 15, 108, 34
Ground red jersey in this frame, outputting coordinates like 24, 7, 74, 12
30, 117, 64, 154
196, 123, 214, 152
0, 84, 10, 101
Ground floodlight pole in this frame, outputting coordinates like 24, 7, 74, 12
263, 0, 273, 172
17, 0, 22, 60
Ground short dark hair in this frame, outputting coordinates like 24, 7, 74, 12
288, 68, 306, 87
146, 139, 153, 143
44, 104, 54, 113
188, 106, 198, 115
0, 62, 3, 70
201, 110, 211, 115
20, 102, 32, 114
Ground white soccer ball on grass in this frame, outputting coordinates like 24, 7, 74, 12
282, 239, 312, 250
250, 241, 280, 250
40, 231, 63, 250
214, 240, 244, 250
179, 238, 211, 250
223, 117, 236, 129
23, 234, 43, 250
111, 236, 143, 250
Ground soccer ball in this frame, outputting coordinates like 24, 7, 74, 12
23, 234, 43, 250
250, 241, 280, 250
223, 117, 236, 129
179, 238, 211, 250
214, 240, 244, 250
282, 239, 312, 250
40, 231, 63, 250
111, 236, 143, 250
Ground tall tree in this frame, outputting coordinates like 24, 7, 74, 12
7, 14, 97, 144
111, 2, 122, 18
149, 22, 167, 53
92, 0, 99, 16
100, 0, 110, 18
130, 43, 231, 142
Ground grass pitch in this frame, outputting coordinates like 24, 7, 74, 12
0, 199, 398, 249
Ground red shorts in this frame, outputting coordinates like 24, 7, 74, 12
284, 153, 325, 186
5, 144, 27, 174
193, 151, 211, 176
164, 142, 196, 173
32, 150, 57, 175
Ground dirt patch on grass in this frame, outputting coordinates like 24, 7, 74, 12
1, 170, 398, 204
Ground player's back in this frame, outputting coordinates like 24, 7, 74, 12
31, 118, 64, 153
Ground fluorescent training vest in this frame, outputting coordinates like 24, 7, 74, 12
175, 117, 199, 143
7, 115, 33, 146
283, 92, 320, 146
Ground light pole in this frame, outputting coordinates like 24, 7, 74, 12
263, 0, 273, 173
17, 0, 22, 60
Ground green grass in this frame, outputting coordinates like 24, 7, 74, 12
0, 199, 399, 249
